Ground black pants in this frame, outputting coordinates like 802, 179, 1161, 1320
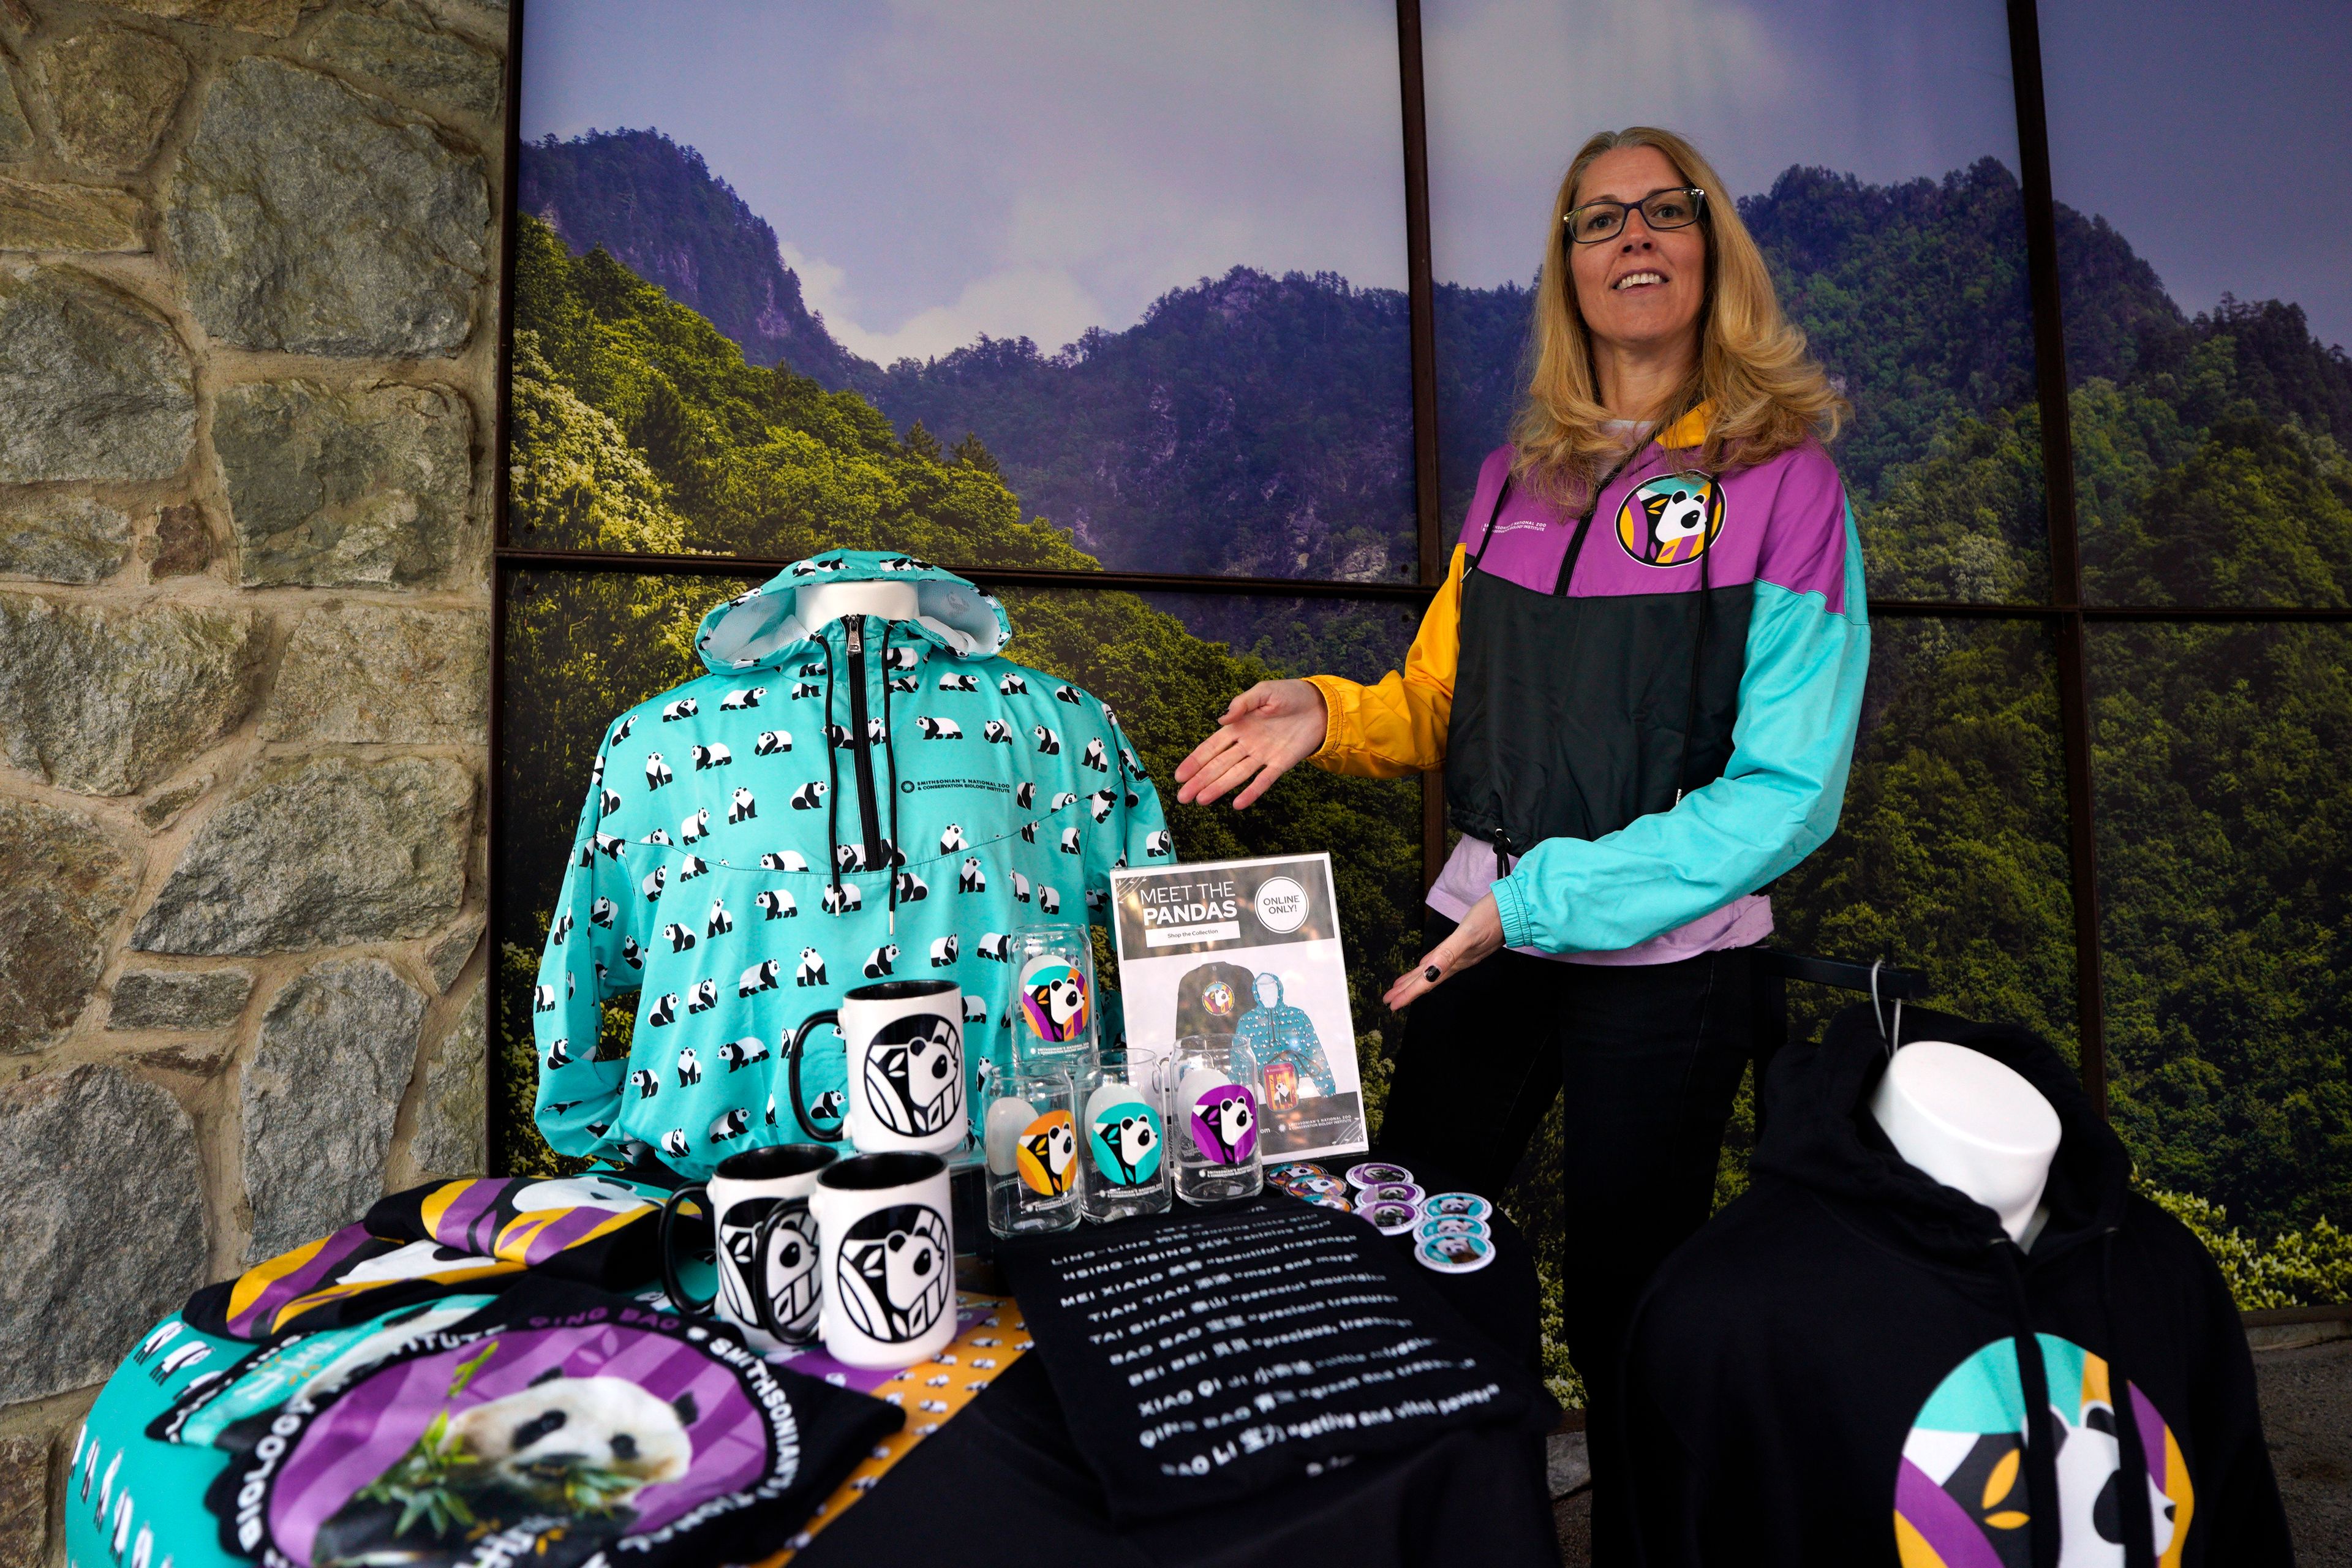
1381, 920, 1753, 1566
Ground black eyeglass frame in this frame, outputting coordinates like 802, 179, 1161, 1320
1562, 186, 1708, 244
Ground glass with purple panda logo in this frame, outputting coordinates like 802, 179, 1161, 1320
1012, 922, 1096, 1070
1079, 1046, 1171, 1223
1172, 1034, 1264, 1206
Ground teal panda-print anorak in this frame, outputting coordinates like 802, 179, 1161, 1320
531, 551, 1172, 1178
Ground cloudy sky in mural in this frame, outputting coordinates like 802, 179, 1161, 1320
520, 0, 2351, 359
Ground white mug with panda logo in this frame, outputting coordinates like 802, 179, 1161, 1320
788, 979, 967, 1156
657, 1142, 836, 1355
810, 1150, 957, 1368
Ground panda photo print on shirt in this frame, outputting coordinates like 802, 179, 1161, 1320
1110, 853, 1366, 1162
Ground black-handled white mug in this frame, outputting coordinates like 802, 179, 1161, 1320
657, 1143, 835, 1352
786, 1009, 848, 1144
787, 981, 966, 1155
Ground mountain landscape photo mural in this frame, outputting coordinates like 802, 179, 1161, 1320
503, 124, 2352, 1338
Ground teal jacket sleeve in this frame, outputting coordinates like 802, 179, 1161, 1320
1490, 500, 1869, 954
533, 734, 646, 1159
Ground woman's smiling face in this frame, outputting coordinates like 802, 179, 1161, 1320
1567, 143, 1708, 358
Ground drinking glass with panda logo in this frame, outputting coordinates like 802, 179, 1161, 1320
1172, 1034, 1265, 1205
1079, 1046, 1172, 1223
982, 1064, 1084, 1236
657, 1142, 836, 1354
1011, 922, 1096, 1069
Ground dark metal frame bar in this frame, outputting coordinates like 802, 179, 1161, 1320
2009, 0, 2110, 1111
1395, 0, 1449, 890
484, 0, 2352, 1166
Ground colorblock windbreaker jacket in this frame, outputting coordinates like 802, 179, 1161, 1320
1303, 409, 1868, 955
532, 552, 1170, 1178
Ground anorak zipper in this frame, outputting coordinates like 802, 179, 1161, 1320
843, 619, 884, 867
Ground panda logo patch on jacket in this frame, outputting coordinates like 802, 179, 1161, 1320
1615, 472, 1724, 567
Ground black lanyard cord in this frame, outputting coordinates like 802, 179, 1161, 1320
1548, 446, 1646, 597
1462, 444, 1646, 587
1675, 502, 1716, 804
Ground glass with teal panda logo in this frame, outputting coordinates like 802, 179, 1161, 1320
1079, 1046, 1171, 1223
982, 1065, 1083, 1237
1011, 922, 1096, 1069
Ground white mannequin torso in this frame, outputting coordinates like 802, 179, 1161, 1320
1870, 1041, 2061, 1246
797, 580, 918, 629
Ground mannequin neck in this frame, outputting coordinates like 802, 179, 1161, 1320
798, 580, 918, 630
1869, 1040, 2061, 1245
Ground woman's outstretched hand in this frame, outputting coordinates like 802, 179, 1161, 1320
1382, 894, 1505, 1011
1174, 679, 1328, 809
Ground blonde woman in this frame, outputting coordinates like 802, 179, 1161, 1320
1175, 127, 1868, 1556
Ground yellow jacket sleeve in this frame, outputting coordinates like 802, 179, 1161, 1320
1302, 545, 1465, 778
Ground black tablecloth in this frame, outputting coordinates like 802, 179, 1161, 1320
797, 1155, 1562, 1568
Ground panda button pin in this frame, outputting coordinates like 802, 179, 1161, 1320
1417, 1214, 1490, 1242
1345, 1161, 1413, 1189
1360, 1200, 1419, 1236
1421, 1191, 1493, 1223
1357, 1182, 1425, 1208
1415, 1231, 1496, 1275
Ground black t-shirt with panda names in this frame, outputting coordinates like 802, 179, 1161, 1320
995, 1199, 1536, 1523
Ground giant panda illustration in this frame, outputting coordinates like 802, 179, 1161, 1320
834, 1203, 952, 1344
863, 1011, 962, 1136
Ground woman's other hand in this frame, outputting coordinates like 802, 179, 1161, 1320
1382, 894, 1505, 1011
1174, 679, 1327, 809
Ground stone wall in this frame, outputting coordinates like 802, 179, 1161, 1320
0, 1, 505, 1556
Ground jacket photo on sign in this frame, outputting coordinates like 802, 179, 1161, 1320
530, 551, 1171, 1178
1173, 960, 1257, 1041
1621, 1003, 2291, 1567
1229, 971, 1335, 1102
1301, 407, 1868, 958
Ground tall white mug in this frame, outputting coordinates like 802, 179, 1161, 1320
809, 1150, 957, 1368
787, 979, 967, 1156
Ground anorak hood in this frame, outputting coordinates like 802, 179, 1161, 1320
693, 549, 1013, 674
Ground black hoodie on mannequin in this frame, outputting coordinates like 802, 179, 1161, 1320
1623, 1003, 2290, 1567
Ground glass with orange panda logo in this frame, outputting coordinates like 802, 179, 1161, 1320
981, 1065, 1084, 1237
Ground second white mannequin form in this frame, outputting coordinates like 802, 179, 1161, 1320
1870, 1041, 2062, 1247
797, 579, 918, 628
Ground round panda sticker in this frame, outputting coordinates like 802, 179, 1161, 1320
1359, 1182, 1425, 1207
1416, 1232, 1495, 1275
1417, 1215, 1489, 1242
1190, 1083, 1257, 1165
1018, 957, 1091, 1042
1015, 1109, 1078, 1196
1087, 1099, 1163, 1186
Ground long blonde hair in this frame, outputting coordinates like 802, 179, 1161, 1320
1510, 126, 1844, 502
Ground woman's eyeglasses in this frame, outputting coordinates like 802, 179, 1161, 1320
1562, 187, 1706, 244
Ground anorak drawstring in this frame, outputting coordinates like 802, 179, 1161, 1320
1992, 1243, 2062, 1568
2101, 1230, 2158, 1568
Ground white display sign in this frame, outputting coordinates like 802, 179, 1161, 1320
1109, 852, 1368, 1163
